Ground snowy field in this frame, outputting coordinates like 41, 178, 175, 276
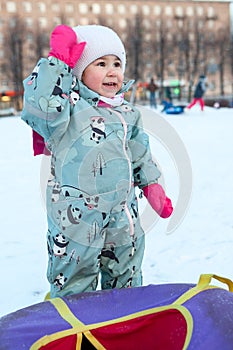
1, 104, 233, 317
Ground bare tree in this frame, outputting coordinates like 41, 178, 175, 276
155, 18, 166, 100
215, 27, 231, 96
125, 14, 144, 82
2, 16, 26, 110
34, 29, 49, 61
226, 30, 233, 103
173, 15, 191, 100
147, 17, 170, 101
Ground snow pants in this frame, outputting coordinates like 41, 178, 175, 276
46, 186, 145, 298
187, 98, 205, 111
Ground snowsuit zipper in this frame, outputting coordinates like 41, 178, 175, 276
109, 108, 134, 237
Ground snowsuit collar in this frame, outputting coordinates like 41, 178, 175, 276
76, 79, 135, 107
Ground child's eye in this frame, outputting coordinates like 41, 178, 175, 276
114, 61, 122, 68
97, 61, 105, 67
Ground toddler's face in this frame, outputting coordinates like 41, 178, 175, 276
82, 55, 124, 98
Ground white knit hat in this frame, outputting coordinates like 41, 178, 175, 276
72, 25, 126, 80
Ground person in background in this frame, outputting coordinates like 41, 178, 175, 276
147, 77, 158, 109
187, 75, 208, 111
22, 24, 173, 298
165, 86, 172, 103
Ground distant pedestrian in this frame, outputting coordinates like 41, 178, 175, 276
147, 78, 158, 108
187, 75, 207, 111
165, 86, 172, 103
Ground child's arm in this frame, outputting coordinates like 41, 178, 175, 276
21, 25, 86, 150
130, 109, 173, 218
21, 57, 74, 145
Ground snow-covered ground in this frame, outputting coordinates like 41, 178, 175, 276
1, 104, 233, 317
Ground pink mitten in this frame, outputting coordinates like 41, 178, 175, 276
143, 183, 173, 218
48, 24, 86, 68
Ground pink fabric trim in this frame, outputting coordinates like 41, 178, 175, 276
98, 100, 111, 107
32, 130, 51, 156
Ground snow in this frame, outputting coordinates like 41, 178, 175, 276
1, 104, 233, 317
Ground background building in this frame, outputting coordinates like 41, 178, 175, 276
0, 0, 232, 106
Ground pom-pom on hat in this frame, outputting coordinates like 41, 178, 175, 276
72, 25, 126, 80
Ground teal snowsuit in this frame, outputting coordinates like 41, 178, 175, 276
22, 57, 161, 297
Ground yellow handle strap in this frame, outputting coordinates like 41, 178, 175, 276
173, 274, 233, 306
49, 297, 85, 328
197, 274, 233, 292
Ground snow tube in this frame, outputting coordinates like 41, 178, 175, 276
1, 274, 233, 350
165, 105, 185, 114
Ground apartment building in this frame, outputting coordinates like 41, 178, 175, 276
0, 0, 232, 96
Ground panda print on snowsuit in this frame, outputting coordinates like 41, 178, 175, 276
27, 62, 41, 89
90, 117, 106, 143
51, 74, 69, 112
53, 233, 69, 257
58, 204, 82, 230
54, 273, 67, 290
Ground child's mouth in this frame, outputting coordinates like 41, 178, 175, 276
103, 82, 117, 87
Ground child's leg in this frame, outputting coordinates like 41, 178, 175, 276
100, 196, 145, 289
100, 234, 145, 289
47, 233, 100, 297
46, 205, 107, 298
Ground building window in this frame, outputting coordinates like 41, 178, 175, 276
53, 17, 61, 26
65, 3, 74, 13
22, 2, 32, 12
51, 3, 60, 12
25, 17, 33, 27
9, 17, 17, 27
37, 2, 46, 13
166, 20, 173, 29
118, 4, 125, 15
79, 17, 89, 25
145, 33, 151, 41
142, 5, 150, 16
189, 33, 194, 41
165, 6, 172, 16
27, 32, 33, 42
79, 3, 88, 14
105, 3, 113, 15
186, 6, 193, 16
208, 20, 215, 29
156, 19, 161, 28
68, 18, 76, 27
175, 6, 183, 17
197, 6, 204, 16
154, 6, 161, 16
143, 19, 150, 29
6, 1, 17, 13
106, 18, 113, 27
130, 5, 138, 15
119, 18, 127, 29
92, 3, 101, 14
207, 7, 215, 18
39, 17, 47, 28
198, 21, 204, 29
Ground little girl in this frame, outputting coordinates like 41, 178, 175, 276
22, 24, 173, 297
